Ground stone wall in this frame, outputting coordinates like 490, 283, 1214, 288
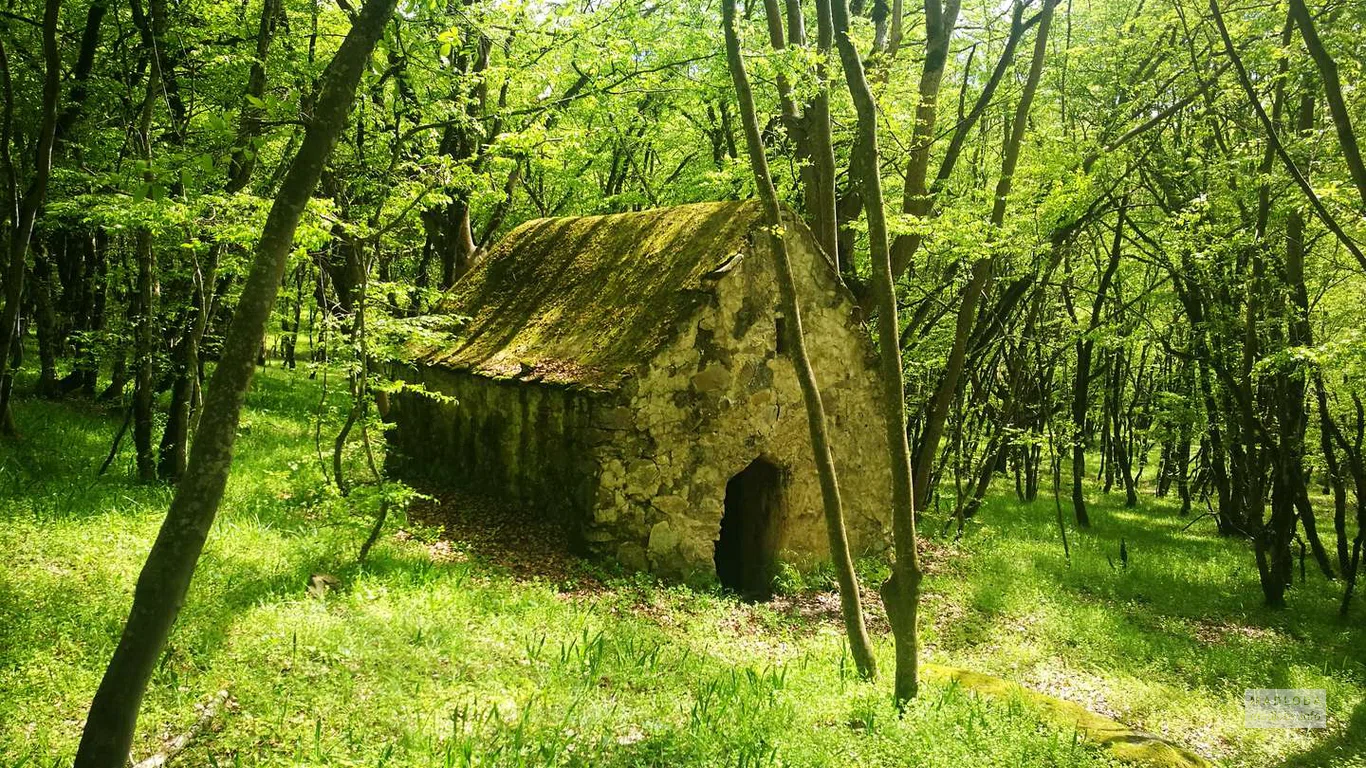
584, 222, 894, 582
387, 365, 604, 544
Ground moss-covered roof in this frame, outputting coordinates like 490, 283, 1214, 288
418, 200, 770, 390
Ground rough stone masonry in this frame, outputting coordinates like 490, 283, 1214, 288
388, 200, 893, 589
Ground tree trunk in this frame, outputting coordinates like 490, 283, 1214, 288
1279, 89, 1333, 582
131, 11, 162, 483
723, 0, 876, 680
1110, 351, 1139, 507
829, 0, 926, 705
1066, 202, 1124, 524
132, 230, 157, 482
72, 1, 397, 761
912, 0, 1056, 514
32, 241, 60, 396
159, 0, 279, 481
0, 0, 62, 433
888, 0, 961, 275
1287, 0, 1366, 214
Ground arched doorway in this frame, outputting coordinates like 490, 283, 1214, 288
714, 457, 785, 599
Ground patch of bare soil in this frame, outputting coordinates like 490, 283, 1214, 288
405, 487, 971, 641
765, 587, 891, 635
1187, 617, 1279, 645
406, 486, 605, 592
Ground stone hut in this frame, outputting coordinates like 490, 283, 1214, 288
387, 200, 892, 594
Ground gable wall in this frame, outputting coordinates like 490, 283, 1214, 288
583, 225, 894, 582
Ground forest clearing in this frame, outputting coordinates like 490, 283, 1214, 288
3, 364, 1361, 766
0, 0, 1364, 765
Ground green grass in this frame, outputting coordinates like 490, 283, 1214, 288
0, 364, 1361, 767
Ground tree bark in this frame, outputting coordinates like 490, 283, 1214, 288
723, 0, 877, 680
159, 0, 281, 480
32, 242, 60, 396
1066, 201, 1124, 526
73, 1, 398, 761
889, 2, 1032, 280
887, 0, 961, 275
132, 227, 158, 482
911, 0, 1056, 514
1287, 0, 1366, 214
0, 0, 62, 433
1208, 0, 1366, 272
828, 0, 924, 705
1110, 349, 1139, 507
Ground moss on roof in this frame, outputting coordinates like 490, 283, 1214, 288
419, 200, 769, 390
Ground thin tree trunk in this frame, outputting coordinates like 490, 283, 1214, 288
911, 0, 1057, 515
132, 228, 157, 482
1281, 89, 1333, 582
0, 0, 62, 433
1208, 0, 1366, 272
829, 0, 924, 705
888, 0, 961, 275
73, 2, 398, 761
160, 0, 280, 480
889, 3, 1033, 281
1111, 350, 1139, 507
1066, 201, 1124, 525
805, 0, 839, 264
131, 5, 162, 483
1287, 0, 1366, 213
32, 241, 59, 395
722, 0, 876, 680
1316, 378, 1349, 573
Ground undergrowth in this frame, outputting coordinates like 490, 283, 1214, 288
0, 364, 1361, 767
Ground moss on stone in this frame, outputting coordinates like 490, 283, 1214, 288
419, 200, 766, 390
923, 665, 1212, 768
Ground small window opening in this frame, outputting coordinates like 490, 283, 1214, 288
715, 457, 785, 600
774, 314, 788, 355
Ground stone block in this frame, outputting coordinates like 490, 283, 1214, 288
691, 364, 731, 392
648, 521, 680, 557
617, 542, 648, 572
652, 494, 689, 517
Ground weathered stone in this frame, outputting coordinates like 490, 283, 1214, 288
652, 494, 689, 517
690, 363, 731, 392
594, 503, 619, 524
624, 460, 661, 499
598, 407, 634, 430
647, 520, 680, 557
389, 200, 894, 586
581, 527, 617, 543
617, 542, 648, 572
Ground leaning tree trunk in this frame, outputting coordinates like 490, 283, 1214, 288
72, 1, 398, 762
1287, 0, 1366, 214
722, 0, 876, 680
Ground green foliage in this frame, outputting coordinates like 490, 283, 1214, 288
3, 367, 1363, 767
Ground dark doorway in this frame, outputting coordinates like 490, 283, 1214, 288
714, 457, 784, 599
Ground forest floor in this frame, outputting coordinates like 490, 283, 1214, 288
1, 364, 1363, 767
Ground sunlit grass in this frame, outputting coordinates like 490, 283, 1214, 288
1, 364, 1362, 767
924, 490, 1365, 767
